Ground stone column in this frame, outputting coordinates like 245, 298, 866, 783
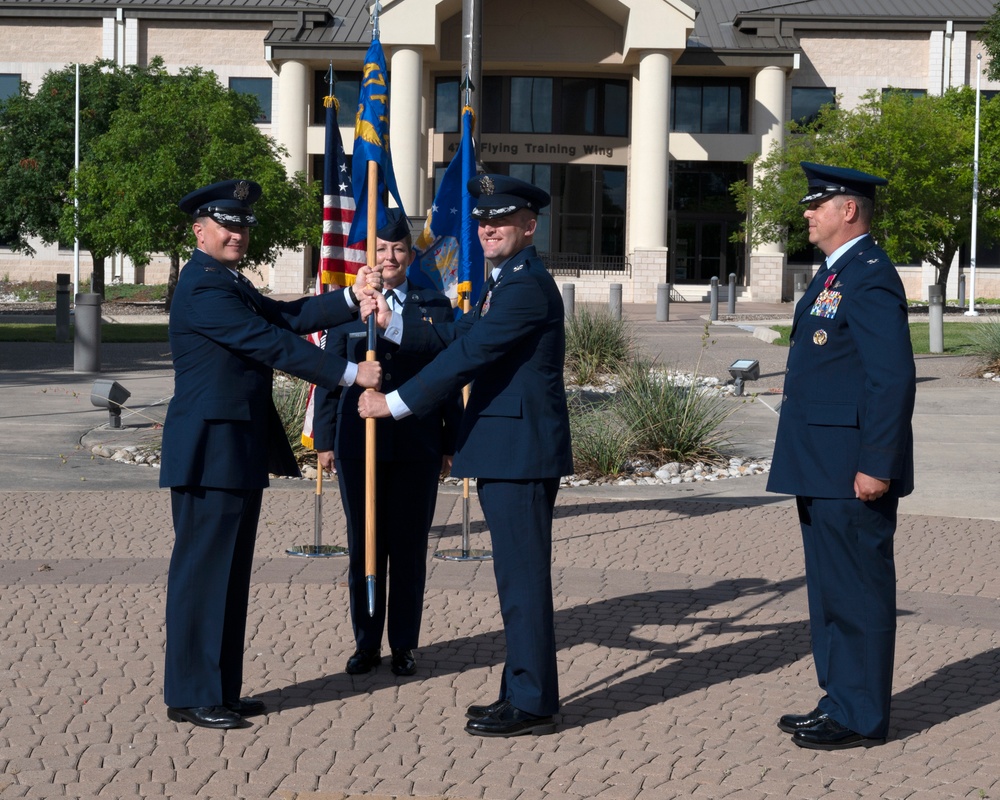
630, 50, 670, 250
277, 59, 309, 177
749, 65, 787, 302
390, 47, 423, 216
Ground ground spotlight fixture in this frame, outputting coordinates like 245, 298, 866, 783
90, 379, 131, 428
728, 359, 760, 397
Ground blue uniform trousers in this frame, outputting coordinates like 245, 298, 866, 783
477, 477, 560, 717
797, 494, 897, 739
336, 457, 439, 651
164, 487, 262, 708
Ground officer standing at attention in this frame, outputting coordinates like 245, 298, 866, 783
767, 162, 916, 750
357, 175, 572, 737
313, 208, 459, 678
161, 179, 382, 729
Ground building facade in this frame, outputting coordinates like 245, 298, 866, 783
1, 0, 998, 302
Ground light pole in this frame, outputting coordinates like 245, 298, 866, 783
966, 52, 982, 316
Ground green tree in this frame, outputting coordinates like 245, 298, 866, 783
0, 59, 159, 296
63, 66, 320, 309
979, 3, 1000, 82
733, 87, 993, 292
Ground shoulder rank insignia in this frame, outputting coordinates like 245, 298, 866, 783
867, 258, 880, 264
513, 265, 523, 272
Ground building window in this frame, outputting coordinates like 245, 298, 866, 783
671, 78, 749, 134
791, 87, 836, 125
435, 75, 630, 136
435, 77, 460, 132
882, 87, 927, 99
0, 72, 20, 109
511, 77, 553, 133
229, 77, 272, 123
312, 70, 361, 127
431, 162, 625, 259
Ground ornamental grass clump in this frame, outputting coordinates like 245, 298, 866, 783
273, 372, 311, 461
568, 395, 637, 478
612, 357, 734, 465
967, 318, 1000, 375
564, 305, 633, 385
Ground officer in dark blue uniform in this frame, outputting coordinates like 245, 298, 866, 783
313, 209, 459, 678
161, 179, 382, 729
767, 163, 916, 750
357, 175, 572, 737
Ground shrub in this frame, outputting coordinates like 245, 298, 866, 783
273, 372, 311, 461
612, 357, 734, 464
568, 395, 636, 478
565, 305, 633, 385
967, 319, 1000, 374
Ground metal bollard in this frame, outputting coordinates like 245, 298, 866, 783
609, 283, 622, 320
562, 283, 575, 318
928, 284, 944, 354
74, 293, 102, 373
727, 273, 736, 315
709, 276, 719, 321
656, 282, 671, 322
55, 273, 71, 343
793, 274, 806, 305
958, 273, 966, 309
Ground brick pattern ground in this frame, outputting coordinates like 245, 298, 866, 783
2, 301, 1000, 798
2, 485, 999, 799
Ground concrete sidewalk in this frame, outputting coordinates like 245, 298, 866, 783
1, 301, 999, 799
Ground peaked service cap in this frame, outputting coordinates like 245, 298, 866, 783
467, 174, 550, 220
179, 179, 261, 226
799, 162, 887, 204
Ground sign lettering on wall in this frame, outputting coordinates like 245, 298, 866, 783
435, 133, 627, 165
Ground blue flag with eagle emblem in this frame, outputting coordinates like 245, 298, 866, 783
409, 106, 484, 315
348, 38, 405, 245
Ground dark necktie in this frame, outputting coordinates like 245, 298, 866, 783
384, 289, 398, 309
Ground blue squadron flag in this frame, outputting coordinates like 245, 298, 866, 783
348, 38, 406, 245
411, 106, 484, 314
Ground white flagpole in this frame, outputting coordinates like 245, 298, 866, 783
966, 52, 982, 316
73, 63, 81, 299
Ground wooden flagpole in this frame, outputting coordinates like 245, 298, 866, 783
364, 160, 378, 617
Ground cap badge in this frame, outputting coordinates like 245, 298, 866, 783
480, 175, 495, 196
233, 181, 251, 201
813, 329, 828, 346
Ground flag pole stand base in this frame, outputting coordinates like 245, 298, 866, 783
286, 544, 349, 557
434, 548, 493, 561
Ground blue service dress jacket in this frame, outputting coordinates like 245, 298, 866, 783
159, 249, 356, 490
394, 245, 573, 480
766, 235, 915, 499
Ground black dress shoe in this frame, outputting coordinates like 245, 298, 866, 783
792, 717, 886, 750
345, 648, 382, 675
224, 697, 266, 717
167, 705, 246, 729
390, 648, 416, 676
464, 700, 556, 737
466, 699, 506, 720
777, 707, 828, 734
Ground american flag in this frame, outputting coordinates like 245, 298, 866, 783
302, 91, 366, 449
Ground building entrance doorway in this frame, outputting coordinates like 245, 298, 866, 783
671, 218, 743, 284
